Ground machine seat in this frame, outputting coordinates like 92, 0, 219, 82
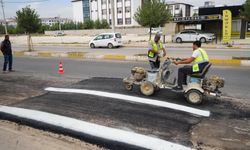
190, 63, 212, 78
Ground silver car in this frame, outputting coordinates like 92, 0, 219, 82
173, 30, 215, 43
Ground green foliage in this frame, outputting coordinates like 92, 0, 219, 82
83, 19, 95, 29
134, 0, 172, 28
241, 0, 250, 20
100, 19, 110, 29
95, 19, 102, 29
16, 6, 42, 33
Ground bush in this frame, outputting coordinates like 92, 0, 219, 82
83, 19, 94, 29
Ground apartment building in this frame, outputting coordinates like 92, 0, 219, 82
72, 0, 143, 27
166, 1, 194, 17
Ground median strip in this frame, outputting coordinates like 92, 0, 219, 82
0, 105, 191, 150
45, 87, 211, 117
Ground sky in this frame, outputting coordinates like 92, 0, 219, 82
1, 0, 247, 19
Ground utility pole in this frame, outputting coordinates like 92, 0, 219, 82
0, 0, 8, 34
110, 0, 115, 32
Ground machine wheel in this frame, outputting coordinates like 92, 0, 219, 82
90, 43, 95, 48
140, 81, 155, 96
176, 38, 182, 43
200, 37, 206, 43
108, 43, 113, 49
124, 83, 133, 91
185, 89, 203, 105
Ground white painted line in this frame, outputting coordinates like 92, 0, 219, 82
0, 105, 191, 150
45, 87, 210, 117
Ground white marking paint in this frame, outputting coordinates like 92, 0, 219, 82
0, 105, 191, 150
45, 87, 210, 117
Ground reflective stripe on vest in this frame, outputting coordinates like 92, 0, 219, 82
148, 40, 163, 58
192, 48, 209, 72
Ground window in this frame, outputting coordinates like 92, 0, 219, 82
109, 9, 111, 14
115, 33, 122, 38
175, 4, 180, 10
125, 18, 131, 24
181, 31, 189, 34
101, 0, 107, 4
104, 34, 110, 39
125, 7, 130, 13
117, 19, 123, 25
117, 7, 122, 14
117, 0, 122, 3
95, 35, 103, 40
109, 19, 112, 25
102, 9, 107, 15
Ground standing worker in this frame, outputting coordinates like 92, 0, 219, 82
148, 33, 166, 69
1, 35, 14, 73
172, 41, 209, 91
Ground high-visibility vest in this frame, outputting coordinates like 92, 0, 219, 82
192, 48, 209, 72
148, 40, 163, 58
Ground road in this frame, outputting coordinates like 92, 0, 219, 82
13, 44, 250, 59
3, 56, 250, 99
0, 57, 250, 150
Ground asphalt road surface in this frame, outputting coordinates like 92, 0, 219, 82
13, 44, 250, 59
0, 57, 250, 150
2, 56, 250, 99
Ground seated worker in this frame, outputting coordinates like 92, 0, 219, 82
172, 41, 209, 91
148, 33, 166, 69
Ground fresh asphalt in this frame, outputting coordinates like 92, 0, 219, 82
0, 56, 250, 149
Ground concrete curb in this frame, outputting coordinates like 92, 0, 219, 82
0, 51, 249, 66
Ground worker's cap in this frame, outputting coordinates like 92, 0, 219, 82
155, 32, 162, 38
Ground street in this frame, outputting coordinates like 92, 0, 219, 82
13, 44, 250, 59
0, 56, 250, 150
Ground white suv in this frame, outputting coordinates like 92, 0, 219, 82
89, 33, 123, 48
173, 30, 215, 43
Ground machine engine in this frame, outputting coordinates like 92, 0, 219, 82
202, 75, 225, 92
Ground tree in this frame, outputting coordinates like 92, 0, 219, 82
83, 19, 94, 29
241, 0, 250, 20
16, 6, 41, 51
134, 0, 172, 40
100, 19, 110, 29
94, 19, 102, 29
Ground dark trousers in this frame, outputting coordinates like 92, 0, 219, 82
149, 57, 160, 69
3, 54, 13, 71
177, 65, 193, 87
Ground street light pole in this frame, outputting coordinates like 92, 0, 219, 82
110, 0, 115, 32
0, 0, 8, 35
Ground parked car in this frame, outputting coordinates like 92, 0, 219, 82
173, 30, 215, 43
54, 31, 65, 36
89, 33, 123, 49
147, 28, 163, 35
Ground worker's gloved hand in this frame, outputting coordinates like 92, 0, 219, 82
175, 58, 182, 61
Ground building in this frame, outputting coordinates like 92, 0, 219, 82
166, 1, 194, 17
0, 18, 17, 27
172, 3, 249, 39
72, 0, 146, 27
41, 17, 72, 26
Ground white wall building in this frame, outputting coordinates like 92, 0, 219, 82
72, 0, 144, 27
41, 17, 72, 26
166, 1, 194, 17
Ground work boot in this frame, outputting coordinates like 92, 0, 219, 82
172, 86, 183, 92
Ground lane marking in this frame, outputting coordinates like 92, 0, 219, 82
0, 105, 191, 150
45, 87, 210, 117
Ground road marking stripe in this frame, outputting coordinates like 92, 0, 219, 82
45, 87, 210, 117
0, 105, 191, 150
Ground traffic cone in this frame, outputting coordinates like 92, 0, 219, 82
58, 61, 64, 74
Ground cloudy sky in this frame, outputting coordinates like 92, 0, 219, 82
1, 0, 246, 19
